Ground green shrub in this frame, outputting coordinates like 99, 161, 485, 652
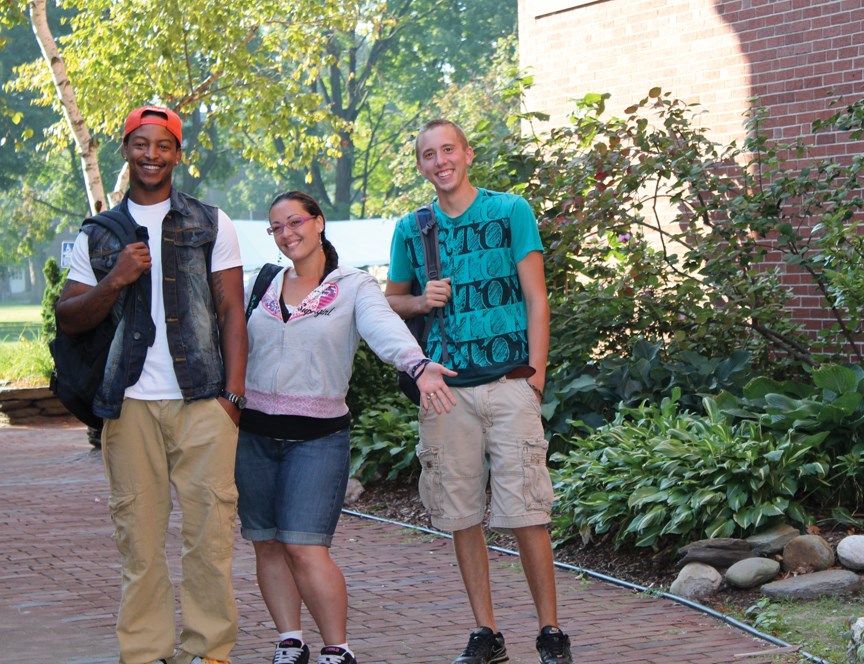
550, 390, 828, 549
544, 339, 751, 451
349, 394, 419, 483
470, 90, 864, 378
41, 257, 65, 341
0, 336, 53, 386
522, 91, 809, 375
345, 339, 421, 483
714, 364, 864, 512
346, 339, 402, 417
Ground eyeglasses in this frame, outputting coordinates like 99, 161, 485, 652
267, 215, 317, 236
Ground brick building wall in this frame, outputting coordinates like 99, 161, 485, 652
518, 0, 864, 339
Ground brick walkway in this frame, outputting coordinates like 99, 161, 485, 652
0, 421, 784, 663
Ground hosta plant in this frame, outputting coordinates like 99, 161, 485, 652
714, 363, 864, 511
349, 395, 419, 484
544, 338, 751, 450
550, 390, 829, 549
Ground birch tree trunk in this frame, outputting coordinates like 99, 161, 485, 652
29, 0, 107, 215
111, 164, 128, 207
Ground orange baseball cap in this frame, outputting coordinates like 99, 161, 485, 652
123, 105, 182, 144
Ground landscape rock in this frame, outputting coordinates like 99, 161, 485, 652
677, 538, 755, 568
41, 403, 73, 416
343, 478, 365, 504
669, 562, 723, 599
761, 569, 861, 600
0, 386, 70, 424
838, 536, 864, 571
725, 557, 781, 589
746, 524, 800, 555
782, 534, 834, 572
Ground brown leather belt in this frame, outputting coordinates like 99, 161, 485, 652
503, 366, 536, 379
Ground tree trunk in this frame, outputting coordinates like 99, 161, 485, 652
29, 0, 107, 215
23, 261, 32, 295
28, 254, 46, 304
332, 129, 354, 220
110, 164, 128, 207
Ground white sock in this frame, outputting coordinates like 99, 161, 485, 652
279, 630, 304, 643
322, 642, 351, 653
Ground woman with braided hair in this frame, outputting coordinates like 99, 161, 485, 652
235, 191, 456, 664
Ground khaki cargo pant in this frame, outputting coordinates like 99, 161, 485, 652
102, 398, 239, 664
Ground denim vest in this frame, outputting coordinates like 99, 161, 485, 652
89, 189, 224, 419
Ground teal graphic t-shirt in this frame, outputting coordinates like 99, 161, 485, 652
388, 189, 542, 386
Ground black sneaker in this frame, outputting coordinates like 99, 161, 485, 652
317, 645, 357, 664
453, 627, 509, 664
273, 637, 310, 664
536, 625, 572, 664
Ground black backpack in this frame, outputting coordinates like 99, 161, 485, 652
49, 209, 139, 429
397, 204, 450, 405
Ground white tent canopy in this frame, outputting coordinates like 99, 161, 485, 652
233, 218, 398, 271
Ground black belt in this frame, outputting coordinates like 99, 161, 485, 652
503, 366, 536, 379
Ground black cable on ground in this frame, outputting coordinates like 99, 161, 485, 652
342, 509, 833, 664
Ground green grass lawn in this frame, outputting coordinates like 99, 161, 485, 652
0, 302, 41, 323
0, 302, 50, 385
722, 595, 862, 663
0, 302, 42, 343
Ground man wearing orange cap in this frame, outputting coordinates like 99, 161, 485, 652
57, 106, 247, 664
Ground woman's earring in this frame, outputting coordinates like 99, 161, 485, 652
277, 252, 283, 265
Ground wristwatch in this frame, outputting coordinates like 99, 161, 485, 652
220, 389, 247, 410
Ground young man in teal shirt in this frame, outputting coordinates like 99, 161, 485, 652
386, 119, 573, 664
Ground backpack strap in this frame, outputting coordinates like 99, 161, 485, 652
245, 263, 282, 322
83, 208, 139, 247
413, 205, 449, 363
415, 205, 441, 279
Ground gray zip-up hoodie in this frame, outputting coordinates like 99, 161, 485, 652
245, 265, 425, 418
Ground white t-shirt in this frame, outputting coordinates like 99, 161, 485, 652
67, 199, 243, 400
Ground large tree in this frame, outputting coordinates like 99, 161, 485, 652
204, 15, 522, 221
2, 0, 516, 224
3, 0, 352, 214
0, 4, 89, 299
367, 34, 526, 217
284, 0, 517, 218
